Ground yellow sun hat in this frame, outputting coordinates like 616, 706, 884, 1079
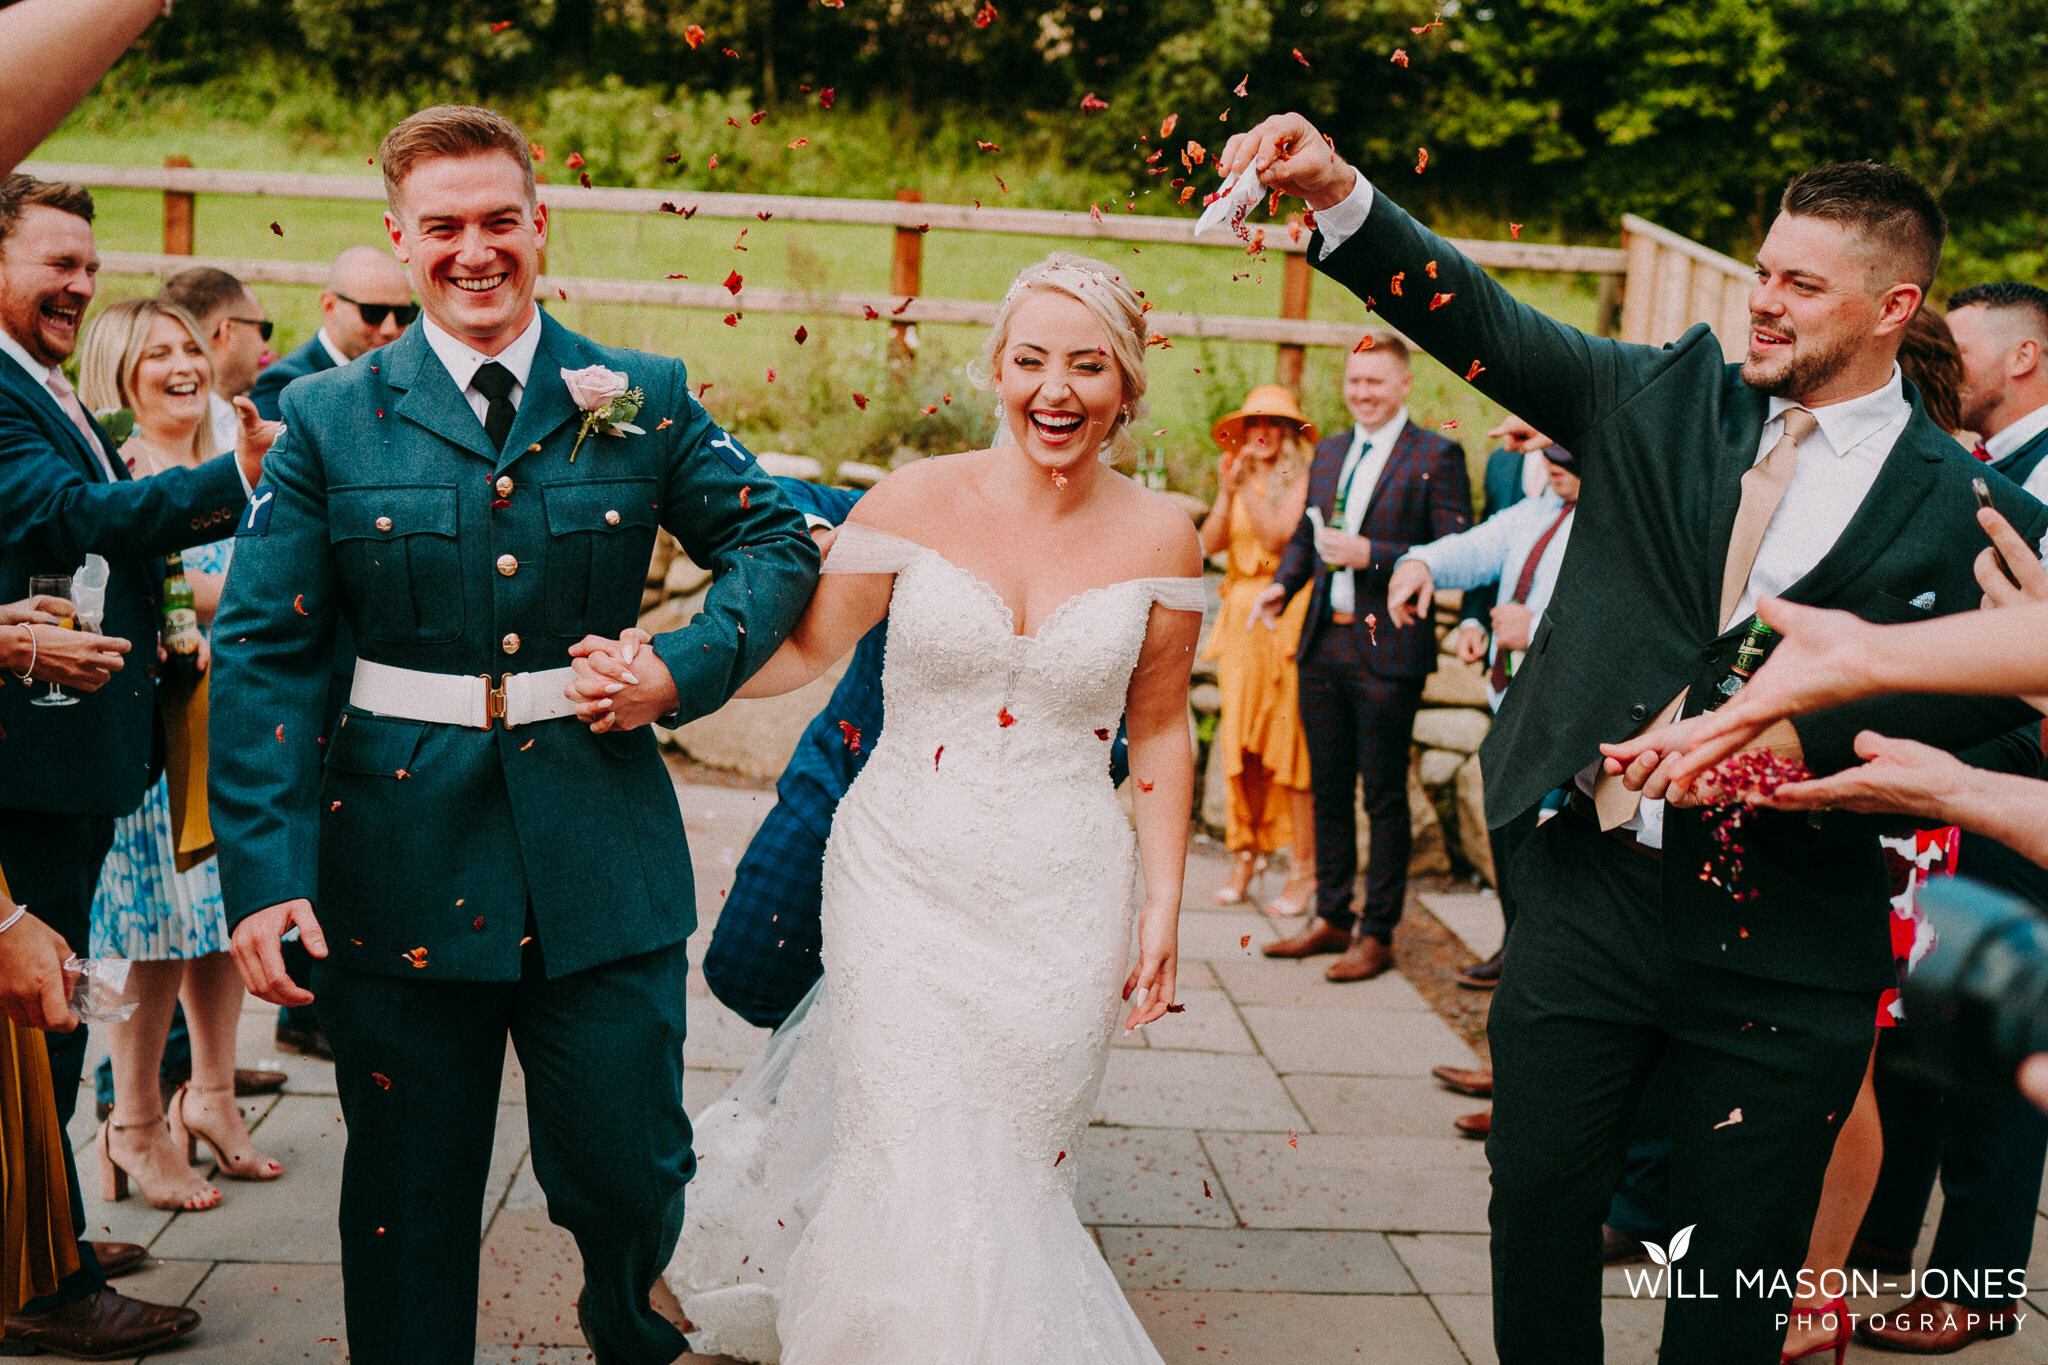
1211, 384, 1318, 452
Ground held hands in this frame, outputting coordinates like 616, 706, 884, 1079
1216, 113, 1356, 211
567, 628, 680, 733
1315, 528, 1373, 570
0, 905, 80, 1032
230, 395, 284, 490
1386, 558, 1435, 628
1121, 910, 1178, 1031
1490, 602, 1534, 652
230, 899, 326, 1007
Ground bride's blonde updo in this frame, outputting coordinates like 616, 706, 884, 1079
971, 252, 1150, 463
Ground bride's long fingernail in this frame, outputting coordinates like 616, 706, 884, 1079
604, 682, 626, 694
620, 671, 639, 685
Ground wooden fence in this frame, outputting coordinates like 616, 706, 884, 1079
23, 158, 1643, 388
1618, 212, 1755, 358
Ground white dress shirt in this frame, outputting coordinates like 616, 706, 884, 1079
209, 391, 238, 460
1980, 403, 2048, 503
316, 328, 352, 370
1405, 488, 1576, 711
0, 327, 119, 481
422, 308, 543, 424
1327, 407, 1409, 614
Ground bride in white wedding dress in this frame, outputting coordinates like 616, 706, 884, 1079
664, 254, 1204, 1363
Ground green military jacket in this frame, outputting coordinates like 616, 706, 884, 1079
209, 312, 819, 981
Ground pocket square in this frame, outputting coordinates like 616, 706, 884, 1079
1909, 591, 1935, 611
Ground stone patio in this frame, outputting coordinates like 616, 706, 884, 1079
58, 776, 2048, 1363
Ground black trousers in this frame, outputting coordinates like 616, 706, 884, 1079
0, 809, 113, 1310
1296, 663, 1425, 941
312, 938, 692, 1365
1489, 802, 1543, 941
1486, 812, 1876, 1364
1857, 1027, 2048, 1304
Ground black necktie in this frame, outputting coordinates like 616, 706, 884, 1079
472, 361, 517, 450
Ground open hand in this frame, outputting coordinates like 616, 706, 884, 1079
230, 899, 326, 1007
1121, 914, 1178, 1031
1751, 731, 1962, 818
1599, 715, 1716, 806
1216, 113, 1358, 210
1386, 558, 1435, 628
568, 628, 680, 733
1246, 581, 1289, 632
231, 395, 284, 489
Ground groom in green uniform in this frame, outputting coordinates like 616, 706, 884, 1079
208, 105, 817, 1364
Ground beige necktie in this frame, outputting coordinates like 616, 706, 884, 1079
1591, 407, 1817, 829
45, 369, 116, 481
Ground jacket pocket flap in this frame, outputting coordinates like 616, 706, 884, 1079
326, 711, 427, 777
331, 485, 460, 542
541, 478, 661, 535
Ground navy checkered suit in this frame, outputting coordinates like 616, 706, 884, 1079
1271, 419, 1470, 940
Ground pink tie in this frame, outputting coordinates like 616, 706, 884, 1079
45, 369, 114, 480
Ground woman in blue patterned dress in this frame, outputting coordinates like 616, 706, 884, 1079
78, 300, 282, 1211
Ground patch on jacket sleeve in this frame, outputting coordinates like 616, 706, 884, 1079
706, 430, 754, 474
236, 487, 276, 537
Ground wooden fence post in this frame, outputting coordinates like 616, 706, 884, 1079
890, 188, 923, 367
162, 155, 194, 256
1276, 215, 1312, 391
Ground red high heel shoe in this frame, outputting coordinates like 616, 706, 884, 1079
1781, 1295, 1849, 1364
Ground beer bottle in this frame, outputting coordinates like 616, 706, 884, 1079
1707, 616, 1775, 710
162, 551, 204, 684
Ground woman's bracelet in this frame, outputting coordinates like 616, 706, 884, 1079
0, 904, 28, 936
8, 623, 36, 684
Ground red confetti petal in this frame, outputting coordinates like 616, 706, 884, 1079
794, 325, 809, 344
1240, 934, 1252, 949
1464, 359, 1486, 381
1415, 147, 1429, 174
1095, 728, 1110, 740
837, 719, 861, 755
268, 221, 283, 237
1159, 113, 1179, 139
723, 312, 740, 326
724, 270, 744, 295
293, 593, 307, 615
852, 392, 869, 409
1053, 1150, 1066, 1167
1291, 48, 1310, 67
974, 1, 997, 26
1509, 222, 1523, 239
1430, 291, 1456, 310
1232, 74, 1249, 97
934, 745, 944, 770
1079, 93, 1110, 112
820, 88, 835, 109
1389, 272, 1405, 297
1136, 778, 1155, 792
275, 723, 286, 742
565, 152, 586, 170
656, 417, 674, 430
683, 23, 704, 48
1390, 48, 1409, 66
739, 485, 751, 509
403, 947, 428, 969
997, 706, 1016, 727
372, 1072, 392, 1090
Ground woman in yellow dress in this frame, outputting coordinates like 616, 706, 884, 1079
1200, 386, 1316, 915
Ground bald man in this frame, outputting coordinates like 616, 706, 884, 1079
248, 245, 416, 421
1950, 282, 2048, 502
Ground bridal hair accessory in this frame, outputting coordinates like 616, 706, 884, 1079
974, 251, 1151, 463
562, 365, 645, 462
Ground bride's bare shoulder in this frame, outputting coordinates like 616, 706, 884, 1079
844, 449, 993, 537
1103, 472, 1205, 579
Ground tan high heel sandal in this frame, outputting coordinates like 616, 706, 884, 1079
169, 1085, 284, 1182
1213, 852, 1267, 906
97, 1115, 222, 1211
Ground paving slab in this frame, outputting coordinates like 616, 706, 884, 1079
1139, 988, 1256, 1055
1073, 1126, 1235, 1228
1238, 1004, 1478, 1077
1285, 1075, 1488, 1138
685, 994, 773, 1070
1124, 1289, 1467, 1363
107, 1252, 213, 1310
1211, 957, 1432, 1010
1415, 890, 1504, 961
477, 1221, 588, 1350
1099, 1227, 1414, 1294
147, 1095, 345, 1264
474, 1349, 601, 1364
164, 1260, 347, 1364
1206, 1132, 1492, 1233
1175, 912, 1281, 962
1433, 1292, 1669, 1365
238, 995, 337, 1098
1093, 1049, 1303, 1132
1390, 1232, 1491, 1294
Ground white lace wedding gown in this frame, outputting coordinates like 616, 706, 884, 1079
665, 523, 1204, 1364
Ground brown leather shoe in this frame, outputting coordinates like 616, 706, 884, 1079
1602, 1225, 1650, 1265
1430, 1065, 1494, 1098
1324, 935, 1393, 981
1262, 917, 1352, 960
89, 1241, 147, 1279
3, 1287, 199, 1359
236, 1067, 287, 1096
1453, 1107, 1490, 1138
1857, 1295, 2021, 1352
1456, 950, 1503, 989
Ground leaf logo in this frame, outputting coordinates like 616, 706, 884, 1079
1642, 1223, 1695, 1268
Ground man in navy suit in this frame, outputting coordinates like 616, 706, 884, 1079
0, 172, 266, 1357
249, 245, 416, 422
1949, 282, 2048, 501
1251, 333, 1471, 981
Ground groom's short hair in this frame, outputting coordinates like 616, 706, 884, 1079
379, 105, 536, 210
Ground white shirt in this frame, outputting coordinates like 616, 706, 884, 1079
209, 391, 238, 460
1406, 488, 1576, 711
1984, 401, 2048, 463
422, 309, 542, 425
316, 328, 352, 370
0, 327, 119, 481
1519, 448, 1551, 499
1327, 407, 1409, 614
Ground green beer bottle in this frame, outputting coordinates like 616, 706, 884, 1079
162, 551, 204, 685
1708, 616, 1775, 710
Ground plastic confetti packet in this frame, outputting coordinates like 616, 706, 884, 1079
63, 956, 137, 1022
1195, 167, 1263, 243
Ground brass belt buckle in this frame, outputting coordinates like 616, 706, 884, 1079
483, 673, 511, 730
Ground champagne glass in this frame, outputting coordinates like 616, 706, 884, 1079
26, 574, 77, 707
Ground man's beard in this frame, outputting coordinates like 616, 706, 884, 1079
1740, 322, 1860, 399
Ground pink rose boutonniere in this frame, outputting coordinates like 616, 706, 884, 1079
562, 365, 645, 461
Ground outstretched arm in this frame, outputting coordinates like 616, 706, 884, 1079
0, 0, 165, 178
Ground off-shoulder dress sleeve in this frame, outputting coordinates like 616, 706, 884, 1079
820, 522, 925, 575
1145, 577, 1207, 613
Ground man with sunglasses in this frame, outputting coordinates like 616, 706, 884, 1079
160, 265, 270, 456
249, 245, 416, 422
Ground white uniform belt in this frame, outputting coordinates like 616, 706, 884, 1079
349, 658, 580, 730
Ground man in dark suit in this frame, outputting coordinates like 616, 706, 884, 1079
249, 244, 415, 422
210, 106, 816, 1365
1250, 334, 1470, 982
0, 172, 268, 1357
1949, 282, 2048, 501
1222, 115, 2048, 1364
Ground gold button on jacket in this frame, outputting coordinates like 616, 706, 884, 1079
496, 553, 518, 577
